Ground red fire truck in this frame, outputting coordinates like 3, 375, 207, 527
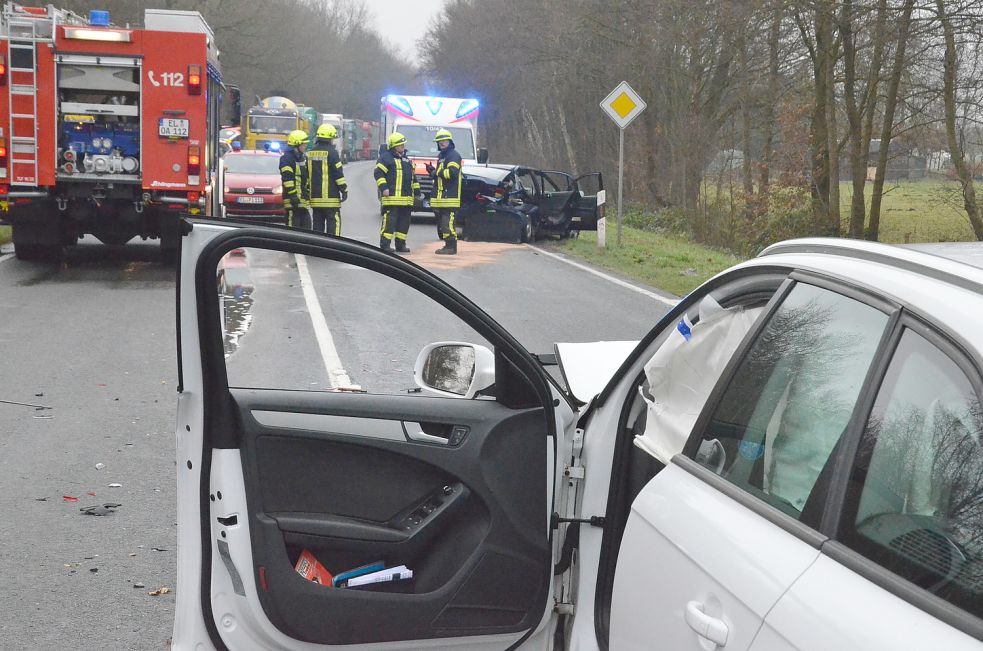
0, 4, 223, 260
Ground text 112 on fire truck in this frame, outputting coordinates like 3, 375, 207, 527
0, 3, 224, 261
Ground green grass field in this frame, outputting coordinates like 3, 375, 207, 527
839, 178, 978, 243
0, 225, 10, 246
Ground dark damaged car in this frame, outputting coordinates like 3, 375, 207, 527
457, 164, 604, 242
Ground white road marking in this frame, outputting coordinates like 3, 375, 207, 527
295, 253, 353, 388
527, 244, 679, 307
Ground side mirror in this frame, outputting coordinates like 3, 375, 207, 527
414, 342, 495, 398
477, 148, 489, 165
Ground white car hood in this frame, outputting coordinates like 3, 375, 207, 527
554, 341, 639, 404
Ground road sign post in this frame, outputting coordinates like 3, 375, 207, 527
600, 81, 647, 248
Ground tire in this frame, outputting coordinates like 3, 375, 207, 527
520, 217, 536, 243
14, 242, 61, 261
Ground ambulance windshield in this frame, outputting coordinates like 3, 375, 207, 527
399, 126, 475, 160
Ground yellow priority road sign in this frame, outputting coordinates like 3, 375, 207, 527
601, 81, 646, 129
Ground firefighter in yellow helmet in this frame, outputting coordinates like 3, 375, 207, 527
373, 131, 419, 252
306, 123, 348, 236
429, 128, 462, 254
280, 129, 310, 229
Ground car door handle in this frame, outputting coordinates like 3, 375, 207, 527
685, 601, 729, 647
406, 429, 450, 445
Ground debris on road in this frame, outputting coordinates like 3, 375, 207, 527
108, 483, 122, 488
148, 587, 171, 596
133, 582, 145, 589
79, 502, 121, 516
95, 463, 105, 470
0, 398, 52, 410
89, 568, 98, 573
62, 496, 79, 502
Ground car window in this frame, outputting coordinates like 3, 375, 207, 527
516, 171, 538, 197
539, 172, 569, 193
694, 282, 889, 522
218, 247, 494, 395
839, 328, 983, 619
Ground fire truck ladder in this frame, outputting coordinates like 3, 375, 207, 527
5, 10, 46, 187
2, 4, 82, 186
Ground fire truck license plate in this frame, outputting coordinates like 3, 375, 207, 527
159, 118, 189, 138
236, 197, 264, 204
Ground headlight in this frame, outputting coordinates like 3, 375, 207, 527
273, 185, 282, 195
91, 138, 101, 148
102, 138, 113, 149
223, 186, 230, 193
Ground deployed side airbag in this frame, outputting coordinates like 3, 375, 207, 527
635, 296, 764, 464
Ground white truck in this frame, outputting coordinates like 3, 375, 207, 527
379, 95, 487, 211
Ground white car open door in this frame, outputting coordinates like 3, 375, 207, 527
172, 220, 573, 650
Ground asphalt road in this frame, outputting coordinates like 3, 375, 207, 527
0, 160, 675, 649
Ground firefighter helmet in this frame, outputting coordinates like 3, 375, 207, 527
316, 124, 338, 140
434, 129, 453, 143
387, 132, 407, 149
287, 130, 309, 147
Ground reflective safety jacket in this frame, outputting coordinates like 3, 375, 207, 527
307, 142, 347, 208
374, 148, 418, 207
431, 143, 463, 209
279, 147, 309, 205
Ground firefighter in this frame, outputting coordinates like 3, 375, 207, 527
428, 128, 462, 255
280, 129, 311, 229
374, 131, 419, 252
307, 123, 348, 236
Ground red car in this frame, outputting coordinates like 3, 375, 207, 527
222, 150, 285, 221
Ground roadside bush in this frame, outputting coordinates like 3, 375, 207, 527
692, 184, 818, 257
621, 204, 690, 235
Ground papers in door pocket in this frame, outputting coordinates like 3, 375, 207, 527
343, 565, 413, 588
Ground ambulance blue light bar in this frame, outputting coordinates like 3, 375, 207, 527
385, 95, 414, 118
455, 99, 480, 120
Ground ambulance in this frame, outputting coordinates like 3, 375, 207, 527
379, 94, 487, 211
0, 4, 223, 261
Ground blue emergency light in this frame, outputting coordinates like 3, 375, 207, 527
456, 99, 480, 120
89, 10, 110, 26
267, 141, 281, 152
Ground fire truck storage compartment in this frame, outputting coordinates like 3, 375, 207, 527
56, 55, 141, 183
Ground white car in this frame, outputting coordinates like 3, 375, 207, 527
175, 223, 983, 650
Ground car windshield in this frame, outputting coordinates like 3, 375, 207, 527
249, 115, 296, 135
399, 125, 476, 160
224, 155, 280, 175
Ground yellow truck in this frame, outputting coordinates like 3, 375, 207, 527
243, 97, 318, 152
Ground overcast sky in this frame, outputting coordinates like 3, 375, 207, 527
368, 0, 447, 59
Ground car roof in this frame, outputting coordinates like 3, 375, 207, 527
754, 237, 983, 348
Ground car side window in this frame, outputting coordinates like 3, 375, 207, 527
217, 247, 494, 396
694, 282, 889, 523
839, 328, 983, 619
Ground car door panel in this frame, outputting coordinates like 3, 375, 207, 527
228, 389, 550, 645
568, 173, 604, 231
751, 553, 981, 650
179, 223, 563, 650
610, 462, 822, 651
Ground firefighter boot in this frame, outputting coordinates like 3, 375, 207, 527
395, 240, 411, 254
380, 236, 392, 251
435, 239, 457, 255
